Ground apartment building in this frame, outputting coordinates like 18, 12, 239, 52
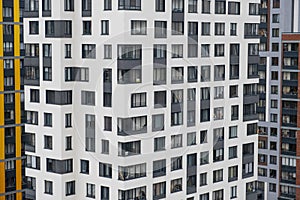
0, 0, 25, 200
23, 0, 261, 199
257, 0, 300, 199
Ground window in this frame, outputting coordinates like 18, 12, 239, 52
248, 44, 259, 55
187, 132, 196, 146
213, 148, 224, 162
44, 135, 52, 150
119, 163, 146, 180
171, 67, 184, 83
4, 42, 13, 53
29, 21, 39, 34
82, 0, 92, 13
82, 44, 96, 58
86, 183, 95, 198
188, 66, 198, 82
188, 0, 197, 13
101, 186, 109, 200
231, 105, 239, 120
273, 14, 280, 23
131, 20, 147, 35
4, 59, 13, 69
229, 146, 237, 159
200, 193, 209, 200
214, 86, 224, 99
228, 166, 238, 182
269, 183, 276, 192
202, 0, 210, 13
213, 169, 223, 182
65, 44, 72, 58
43, 67, 52, 81
26, 111, 38, 125
201, 65, 210, 81
152, 114, 164, 132
101, 20, 109, 35
171, 134, 182, 148
65, 181, 75, 196
215, 44, 224, 57
154, 137, 165, 151
272, 28, 279, 37
201, 22, 210, 35
104, 45, 112, 59
26, 155, 40, 169
102, 140, 109, 154
229, 126, 237, 139
118, 45, 141, 59
215, 0, 226, 14
30, 89, 39, 103
228, 2, 240, 15
244, 23, 259, 37
131, 93, 146, 108
200, 151, 209, 165
249, 3, 259, 15
44, 113, 52, 127
118, 141, 141, 156
118, 0, 141, 10
215, 23, 225, 35
153, 159, 166, 177
214, 65, 225, 81
85, 114, 95, 152
189, 22, 198, 36
171, 44, 183, 58
65, 67, 89, 82
171, 178, 182, 193
273, 0, 280, 8
3, 7, 13, 17
65, 136, 72, 151
156, 0, 165, 11
213, 189, 223, 200
230, 186, 237, 198
230, 23, 237, 35
201, 44, 210, 57
200, 130, 207, 144
45, 180, 53, 195
47, 158, 73, 173
104, 0, 112, 10
99, 162, 112, 178
63, 114, 72, 128
104, 116, 112, 131
171, 156, 182, 171
81, 91, 95, 106
154, 91, 166, 108
82, 21, 91, 35
200, 173, 207, 186
80, 160, 89, 174
154, 21, 167, 38
153, 182, 166, 199
188, 44, 198, 58
64, 0, 74, 11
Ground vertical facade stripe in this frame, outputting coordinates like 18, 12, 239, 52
0, 0, 5, 198
13, 0, 22, 199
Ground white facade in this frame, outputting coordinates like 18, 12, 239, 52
24, 0, 261, 199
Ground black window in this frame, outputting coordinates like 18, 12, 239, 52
82, 44, 96, 58
64, 0, 74, 11
118, 0, 141, 10
99, 162, 112, 178
104, 0, 112, 10
156, 0, 165, 11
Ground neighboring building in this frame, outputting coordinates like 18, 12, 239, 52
0, 0, 25, 200
257, 0, 300, 199
23, 0, 261, 200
